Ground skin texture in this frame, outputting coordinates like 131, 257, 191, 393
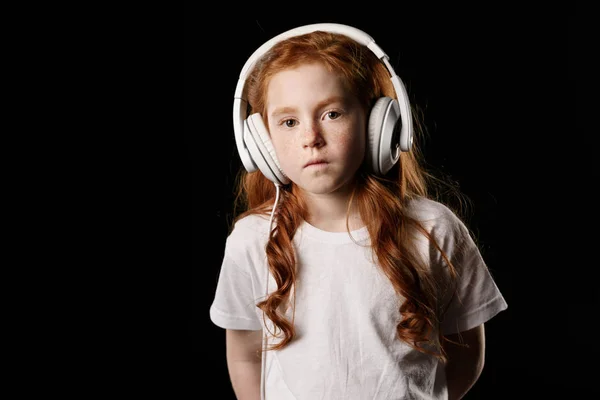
265, 62, 367, 232
226, 329, 263, 400
442, 324, 486, 400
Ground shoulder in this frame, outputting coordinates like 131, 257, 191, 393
405, 196, 472, 250
406, 196, 467, 232
230, 213, 272, 236
224, 213, 272, 257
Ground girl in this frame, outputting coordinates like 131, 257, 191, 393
210, 23, 507, 400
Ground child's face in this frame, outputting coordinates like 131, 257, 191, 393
265, 62, 366, 197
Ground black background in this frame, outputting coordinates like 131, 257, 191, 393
187, 6, 588, 398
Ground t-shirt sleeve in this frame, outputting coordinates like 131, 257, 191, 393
440, 227, 508, 335
210, 253, 263, 331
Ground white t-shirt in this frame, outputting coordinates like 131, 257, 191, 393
210, 196, 508, 399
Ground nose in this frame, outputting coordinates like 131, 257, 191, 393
302, 123, 324, 148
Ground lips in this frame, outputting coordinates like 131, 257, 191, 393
304, 159, 327, 168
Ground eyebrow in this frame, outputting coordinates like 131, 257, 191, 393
269, 96, 346, 118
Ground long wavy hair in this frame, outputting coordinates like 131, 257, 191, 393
232, 31, 468, 362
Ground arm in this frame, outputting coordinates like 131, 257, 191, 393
442, 324, 486, 400
226, 329, 264, 400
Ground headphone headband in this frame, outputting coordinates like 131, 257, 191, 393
233, 23, 413, 176
236, 24, 386, 90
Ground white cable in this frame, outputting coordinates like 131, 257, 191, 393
261, 183, 281, 400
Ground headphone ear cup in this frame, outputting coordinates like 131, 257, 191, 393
245, 113, 290, 185
367, 97, 401, 175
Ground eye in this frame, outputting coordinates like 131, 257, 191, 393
283, 119, 298, 128
326, 111, 341, 120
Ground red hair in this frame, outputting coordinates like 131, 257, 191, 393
234, 31, 465, 362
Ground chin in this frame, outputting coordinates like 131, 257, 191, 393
298, 180, 351, 196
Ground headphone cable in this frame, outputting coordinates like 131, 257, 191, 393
261, 182, 281, 400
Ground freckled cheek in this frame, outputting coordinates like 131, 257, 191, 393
271, 139, 298, 171
333, 130, 365, 157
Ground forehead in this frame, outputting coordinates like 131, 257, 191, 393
266, 63, 349, 109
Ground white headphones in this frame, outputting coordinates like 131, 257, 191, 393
233, 23, 413, 186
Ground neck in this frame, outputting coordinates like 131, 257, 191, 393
301, 187, 363, 233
